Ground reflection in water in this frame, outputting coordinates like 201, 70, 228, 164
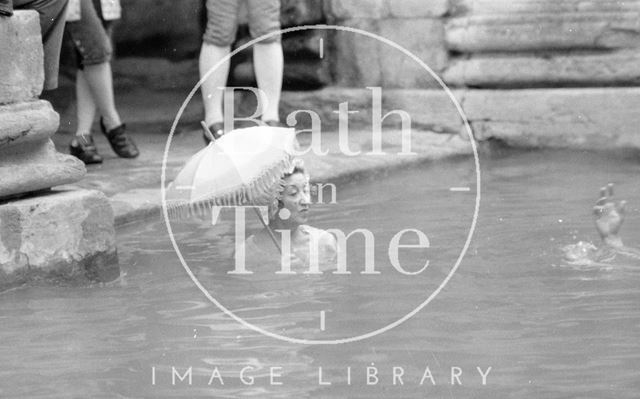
1, 150, 640, 398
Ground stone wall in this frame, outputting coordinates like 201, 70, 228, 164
444, 0, 640, 87
111, 0, 640, 89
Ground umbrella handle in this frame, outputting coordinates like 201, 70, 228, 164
252, 207, 282, 254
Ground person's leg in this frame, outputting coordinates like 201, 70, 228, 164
247, 0, 283, 123
65, 0, 137, 158
82, 61, 121, 131
75, 69, 97, 137
13, 0, 69, 90
253, 42, 283, 122
69, 69, 103, 164
200, 43, 231, 127
201, 0, 239, 131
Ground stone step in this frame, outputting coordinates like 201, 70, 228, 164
0, 10, 43, 104
0, 189, 118, 290
280, 87, 640, 150
444, 49, 640, 87
446, 12, 640, 52
453, 0, 640, 15
464, 88, 640, 149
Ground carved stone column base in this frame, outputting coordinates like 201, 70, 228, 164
0, 100, 85, 200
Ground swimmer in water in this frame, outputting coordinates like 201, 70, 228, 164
563, 184, 640, 265
235, 159, 337, 272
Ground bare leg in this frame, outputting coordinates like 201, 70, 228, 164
81, 62, 122, 130
75, 69, 97, 137
199, 42, 231, 126
69, 70, 103, 164
253, 41, 283, 122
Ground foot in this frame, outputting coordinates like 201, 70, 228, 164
69, 135, 103, 164
100, 118, 140, 158
203, 121, 224, 145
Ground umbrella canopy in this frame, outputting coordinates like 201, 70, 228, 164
165, 126, 297, 218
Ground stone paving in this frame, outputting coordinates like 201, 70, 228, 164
49, 85, 472, 227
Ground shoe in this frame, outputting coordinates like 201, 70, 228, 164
100, 118, 140, 158
69, 135, 103, 164
203, 122, 224, 145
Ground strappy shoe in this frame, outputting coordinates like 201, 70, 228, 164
100, 118, 140, 158
69, 135, 103, 164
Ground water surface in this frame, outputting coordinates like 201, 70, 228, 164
1, 149, 639, 398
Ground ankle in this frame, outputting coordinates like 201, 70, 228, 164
101, 116, 121, 131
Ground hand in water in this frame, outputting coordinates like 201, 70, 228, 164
593, 183, 626, 247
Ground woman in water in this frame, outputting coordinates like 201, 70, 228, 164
564, 184, 640, 264
237, 159, 338, 272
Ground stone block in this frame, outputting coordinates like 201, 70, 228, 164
0, 100, 59, 148
378, 19, 448, 87
331, 18, 448, 88
454, 0, 640, 15
326, 0, 451, 20
281, 0, 325, 27
114, 0, 204, 59
444, 50, 640, 87
0, 189, 118, 290
280, 88, 465, 134
386, 0, 450, 18
0, 10, 43, 104
463, 88, 640, 149
325, 0, 386, 20
446, 12, 640, 52
330, 19, 383, 87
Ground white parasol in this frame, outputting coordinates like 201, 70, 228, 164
165, 126, 298, 251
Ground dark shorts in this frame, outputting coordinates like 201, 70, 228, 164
203, 0, 281, 47
64, 0, 113, 68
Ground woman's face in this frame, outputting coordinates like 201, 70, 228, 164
278, 172, 311, 225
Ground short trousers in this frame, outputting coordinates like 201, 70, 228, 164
64, 0, 113, 68
203, 0, 281, 47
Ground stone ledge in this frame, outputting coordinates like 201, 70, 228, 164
0, 10, 44, 104
463, 88, 640, 149
284, 87, 640, 150
0, 189, 119, 291
453, 0, 640, 15
446, 12, 640, 52
444, 50, 640, 87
